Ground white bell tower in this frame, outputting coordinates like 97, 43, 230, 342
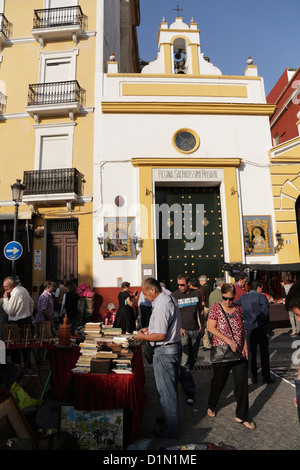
142, 16, 221, 75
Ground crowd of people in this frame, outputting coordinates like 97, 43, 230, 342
0, 274, 81, 345
117, 272, 300, 439
1, 270, 300, 441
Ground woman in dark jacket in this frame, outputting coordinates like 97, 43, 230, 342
114, 282, 137, 334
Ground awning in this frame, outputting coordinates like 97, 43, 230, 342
223, 262, 300, 272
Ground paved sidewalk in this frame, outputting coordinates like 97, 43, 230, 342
137, 327, 300, 450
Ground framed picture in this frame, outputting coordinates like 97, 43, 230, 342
59, 405, 124, 450
243, 215, 274, 255
104, 217, 136, 259
0, 393, 37, 448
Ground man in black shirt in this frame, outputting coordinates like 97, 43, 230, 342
172, 274, 204, 404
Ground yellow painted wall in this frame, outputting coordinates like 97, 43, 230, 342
0, 118, 35, 201
138, 166, 155, 265
223, 167, 242, 261
5, 0, 43, 38
270, 158, 300, 262
122, 83, 248, 98
0, 43, 40, 114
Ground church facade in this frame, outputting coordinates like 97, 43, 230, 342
94, 16, 278, 307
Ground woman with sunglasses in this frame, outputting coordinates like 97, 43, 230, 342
206, 283, 255, 430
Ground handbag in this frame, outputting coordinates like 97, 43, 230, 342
210, 304, 241, 365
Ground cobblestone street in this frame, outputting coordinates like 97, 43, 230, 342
138, 327, 300, 450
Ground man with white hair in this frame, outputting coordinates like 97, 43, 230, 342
2, 276, 34, 364
136, 277, 182, 439
3, 276, 34, 326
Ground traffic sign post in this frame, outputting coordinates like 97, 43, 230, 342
4, 241, 23, 277
4, 241, 23, 261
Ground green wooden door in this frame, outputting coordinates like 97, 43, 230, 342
155, 186, 224, 291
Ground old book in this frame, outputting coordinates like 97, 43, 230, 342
96, 351, 118, 359
102, 328, 122, 336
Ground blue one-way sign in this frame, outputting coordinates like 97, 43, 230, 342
4, 241, 23, 260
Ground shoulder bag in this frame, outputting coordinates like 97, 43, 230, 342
210, 303, 241, 365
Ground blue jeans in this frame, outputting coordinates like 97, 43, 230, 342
153, 342, 182, 438
180, 329, 200, 397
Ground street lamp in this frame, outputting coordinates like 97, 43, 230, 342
10, 179, 25, 275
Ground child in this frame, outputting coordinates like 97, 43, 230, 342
104, 303, 117, 325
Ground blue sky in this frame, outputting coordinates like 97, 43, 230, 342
137, 0, 300, 96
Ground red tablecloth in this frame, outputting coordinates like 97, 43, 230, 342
50, 345, 146, 440
5, 342, 146, 440
49, 344, 81, 401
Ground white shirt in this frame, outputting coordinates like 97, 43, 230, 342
2, 285, 34, 321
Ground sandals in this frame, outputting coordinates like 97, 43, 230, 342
207, 410, 255, 430
235, 417, 256, 430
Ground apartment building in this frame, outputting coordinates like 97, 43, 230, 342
0, 0, 140, 300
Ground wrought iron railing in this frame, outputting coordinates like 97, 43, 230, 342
33, 6, 85, 29
23, 168, 80, 195
27, 80, 84, 106
0, 13, 9, 38
0, 91, 6, 112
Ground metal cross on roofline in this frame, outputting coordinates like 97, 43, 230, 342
173, 5, 183, 16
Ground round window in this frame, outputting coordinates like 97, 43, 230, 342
173, 129, 200, 154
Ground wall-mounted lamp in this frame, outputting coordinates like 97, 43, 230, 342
231, 186, 238, 196
244, 232, 253, 255
97, 235, 109, 258
133, 233, 142, 256
34, 227, 44, 238
274, 231, 284, 253
145, 188, 153, 196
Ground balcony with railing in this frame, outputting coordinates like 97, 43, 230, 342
22, 168, 82, 210
26, 80, 85, 121
0, 13, 11, 49
31, 6, 86, 46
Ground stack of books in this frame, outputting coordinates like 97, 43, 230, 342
96, 349, 118, 359
72, 323, 137, 374
111, 358, 133, 374
84, 322, 102, 341
72, 323, 100, 372
101, 326, 122, 336
72, 340, 97, 372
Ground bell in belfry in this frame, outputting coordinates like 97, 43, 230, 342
59, 314, 71, 347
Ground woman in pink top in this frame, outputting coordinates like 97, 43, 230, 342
206, 283, 255, 430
